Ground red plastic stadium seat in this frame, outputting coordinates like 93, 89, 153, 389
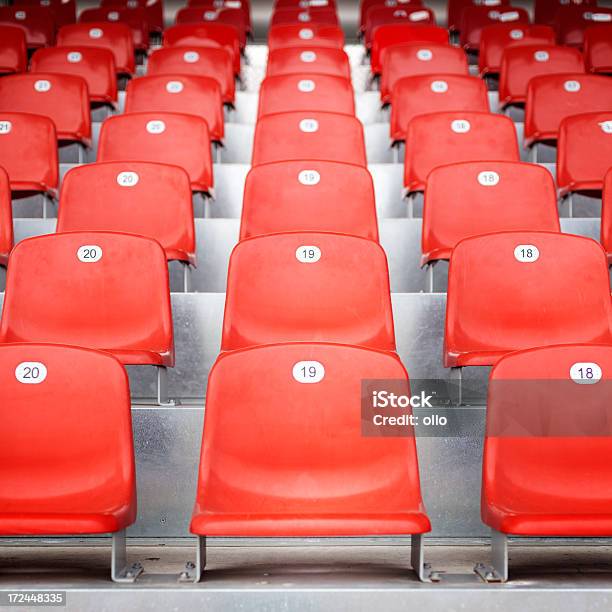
125, 75, 224, 142
601, 168, 612, 265
0, 232, 174, 367
277, 0, 335, 7
361, 0, 422, 32
100, 0, 164, 33
365, 5, 435, 48
221, 232, 395, 351
0, 74, 91, 146
534, 0, 595, 26
189, 0, 251, 31
98, 112, 213, 193
482, 343, 612, 580
524, 74, 612, 148
584, 25, 612, 73
390, 75, 489, 143
31, 46, 118, 106
380, 43, 469, 104
191, 343, 429, 563
266, 46, 350, 79
164, 24, 241, 75
0, 167, 12, 267
422, 161, 560, 266
57, 23, 135, 75
447, 0, 509, 31
445, 231, 612, 368
0, 113, 58, 196
147, 46, 235, 104
79, 7, 149, 50
555, 5, 612, 47
15, 0, 76, 29
0, 6, 55, 48
268, 24, 344, 52
240, 160, 378, 240
557, 112, 612, 197
258, 74, 355, 118
58, 161, 196, 265
0, 25, 27, 74
252, 111, 366, 167
403, 112, 519, 192
460, 5, 529, 51
176, 7, 247, 49
498, 44, 584, 108
270, 7, 339, 28
371, 24, 449, 75
478, 23, 555, 76
0, 343, 136, 537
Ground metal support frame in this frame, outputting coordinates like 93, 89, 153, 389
410, 534, 441, 582
42, 194, 55, 219
425, 261, 437, 293
182, 262, 192, 293
157, 366, 178, 406
179, 536, 207, 583
449, 367, 463, 407
474, 529, 508, 583
111, 530, 143, 583
529, 143, 538, 163
392, 143, 400, 164
214, 142, 223, 164
406, 192, 416, 218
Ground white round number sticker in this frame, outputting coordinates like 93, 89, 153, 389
499, 10, 519, 21
299, 118, 319, 132
477, 171, 500, 186
570, 362, 603, 384
89, 28, 103, 39
107, 11, 119, 20
15, 10, 26, 20
599, 121, 612, 134
15, 362, 47, 385
299, 28, 314, 40
296, 245, 321, 263
417, 49, 432, 61
431, 80, 448, 93
292, 361, 325, 383
514, 244, 539, 263
409, 10, 429, 21
146, 120, 166, 134
166, 80, 184, 93
298, 11, 311, 21
117, 171, 139, 187
204, 10, 217, 19
0, 121, 12, 134
67, 51, 82, 63
298, 170, 320, 185
183, 51, 199, 63
509, 29, 524, 39
298, 79, 315, 92
564, 80, 581, 92
300, 50, 317, 62
534, 50, 550, 62
451, 119, 471, 133
34, 80, 51, 92
589, 13, 612, 22
78, 245, 103, 263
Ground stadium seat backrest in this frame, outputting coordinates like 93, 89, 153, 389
163, 24, 241, 75
0, 73, 91, 146
555, 5, 612, 47
191, 342, 430, 537
221, 232, 395, 351
390, 75, 489, 143
147, 46, 235, 104
266, 46, 351, 79
124, 75, 224, 141
270, 7, 339, 29
30, 46, 117, 105
601, 169, 612, 265
361, 0, 422, 32
16, 0, 76, 29
97, 112, 214, 193
365, 4, 435, 47
276, 0, 336, 8
478, 23, 556, 76
267, 24, 344, 52
100, 0, 164, 33
584, 25, 612, 74
482, 344, 612, 536
58, 161, 196, 265
0, 6, 55, 48
498, 44, 585, 107
459, 5, 529, 51
0, 232, 174, 366
370, 24, 449, 74
0, 343, 136, 535
79, 7, 149, 50
524, 74, 612, 147
175, 7, 247, 49
380, 42, 469, 104
240, 160, 378, 240
447, 0, 509, 31
445, 231, 612, 367
422, 161, 560, 265
557, 112, 612, 196
252, 111, 367, 167
0, 112, 58, 195
188, 0, 251, 31
0, 167, 12, 267
257, 73, 355, 118
403, 111, 519, 192
534, 0, 595, 26
57, 23, 135, 75
0, 25, 27, 74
